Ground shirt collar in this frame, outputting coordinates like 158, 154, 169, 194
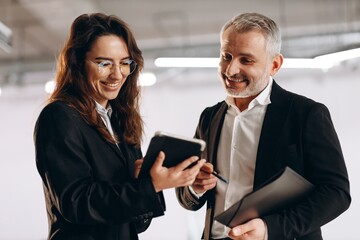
95, 101, 113, 118
225, 76, 273, 110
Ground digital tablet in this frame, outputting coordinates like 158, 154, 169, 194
139, 131, 206, 177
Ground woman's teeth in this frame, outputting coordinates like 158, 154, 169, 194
102, 81, 119, 87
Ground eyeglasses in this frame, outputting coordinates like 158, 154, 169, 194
87, 59, 137, 76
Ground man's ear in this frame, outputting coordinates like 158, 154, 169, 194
270, 54, 283, 76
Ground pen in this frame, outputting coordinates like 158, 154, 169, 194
201, 170, 229, 184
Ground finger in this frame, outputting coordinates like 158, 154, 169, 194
229, 223, 252, 238
175, 156, 200, 171
183, 160, 207, 178
192, 182, 217, 192
187, 159, 206, 172
193, 175, 218, 185
152, 151, 165, 169
193, 176, 217, 187
200, 162, 214, 173
179, 165, 205, 185
228, 226, 243, 238
195, 171, 213, 180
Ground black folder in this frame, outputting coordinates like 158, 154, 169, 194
139, 131, 206, 177
214, 167, 314, 228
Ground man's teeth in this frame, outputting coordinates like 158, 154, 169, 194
229, 78, 244, 82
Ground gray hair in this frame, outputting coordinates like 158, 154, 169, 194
221, 12, 282, 57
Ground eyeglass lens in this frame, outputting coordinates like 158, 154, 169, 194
97, 60, 137, 76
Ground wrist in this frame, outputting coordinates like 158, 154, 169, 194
150, 176, 162, 193
189, 185, 205, 198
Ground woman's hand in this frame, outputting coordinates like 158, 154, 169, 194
150, 151, 206, 192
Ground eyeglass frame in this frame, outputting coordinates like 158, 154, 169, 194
86, 58, 137, 76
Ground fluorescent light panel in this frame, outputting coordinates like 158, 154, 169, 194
155, 47, 360, 69
315, 47, 360, 63
154, 57, 219, 68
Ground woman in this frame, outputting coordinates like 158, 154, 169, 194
34, 13, 205, 240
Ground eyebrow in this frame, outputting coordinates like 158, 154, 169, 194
94, 56, 131, 61
220, 49, 256, 59
239, 53, 256, 58
220, 43, 257, 58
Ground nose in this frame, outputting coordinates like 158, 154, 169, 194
110, 65, 125, 79
225, 59, 241, 77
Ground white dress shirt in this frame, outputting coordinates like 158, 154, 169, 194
211, 77, 273, 239
95, 101, 119, 148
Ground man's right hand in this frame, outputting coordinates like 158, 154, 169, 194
191, 162, 218, 194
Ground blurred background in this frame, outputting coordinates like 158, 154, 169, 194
0, 0, 359, 239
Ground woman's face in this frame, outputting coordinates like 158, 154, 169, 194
85, 35, 132, 107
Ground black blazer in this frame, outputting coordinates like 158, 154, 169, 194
176, 81, 351, 240
34, 101, 165, 240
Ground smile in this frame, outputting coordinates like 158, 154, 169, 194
226, 78, 249, 83
226, 77, 248, 83
228, 78, 244, 82
100, 81, 120, 87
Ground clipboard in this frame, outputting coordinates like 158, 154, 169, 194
214, 167, 314, 228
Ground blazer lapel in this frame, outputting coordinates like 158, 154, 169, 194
94, 116, 128, 169
207, 102, 228, 169
254, 80, 292, 187
110, 117, 137, 177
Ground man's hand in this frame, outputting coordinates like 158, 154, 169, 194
150, 151, 206, 192
228, 218, 266, 240
191, 162, 218, 194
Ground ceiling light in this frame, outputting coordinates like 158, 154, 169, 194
155, 58, 219, 68
282, 58, 335, 69
139, 72, 157, 86
154, 57, 333, 69
154, 47, 360, 70
315, 47, 360, 65
44, 80, 55, 94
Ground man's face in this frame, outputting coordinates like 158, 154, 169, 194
218, 26, 276, 98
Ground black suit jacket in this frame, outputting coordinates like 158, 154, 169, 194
176, 81, 351, 240
34, 101, 165, 240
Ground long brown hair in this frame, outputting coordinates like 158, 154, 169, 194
50, 13, 144, 146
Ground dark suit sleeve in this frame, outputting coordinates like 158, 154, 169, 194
176, 185, 208, 210
264, 103, 351, 239
175, 106, 216, 211
34, 102, 164, 226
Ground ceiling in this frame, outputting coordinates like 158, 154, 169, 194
0, 0, 360, 87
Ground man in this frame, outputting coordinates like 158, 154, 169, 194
176, 12, 351, 240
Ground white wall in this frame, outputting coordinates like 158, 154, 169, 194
0, 62, 359, 239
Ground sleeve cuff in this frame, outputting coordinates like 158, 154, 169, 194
188, 185, 205, 199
